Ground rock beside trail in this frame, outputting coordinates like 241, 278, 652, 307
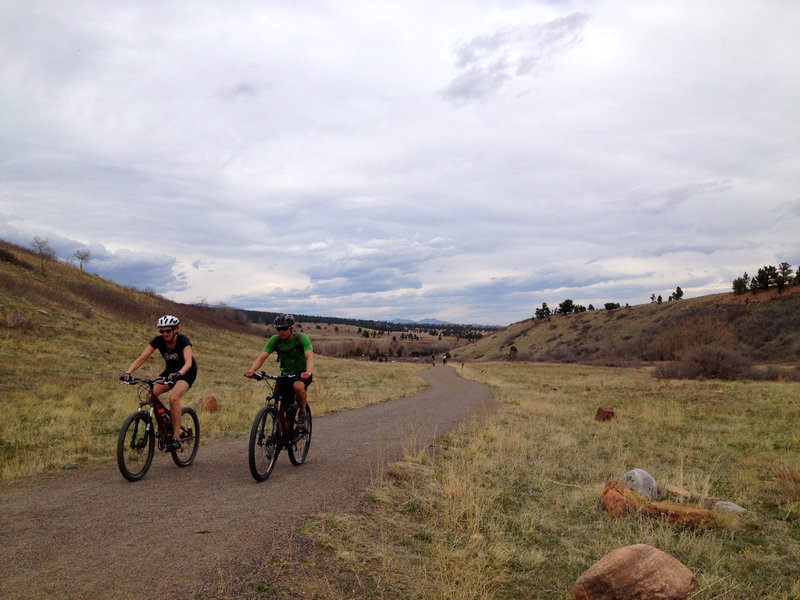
573, 543, 697, 600
714, 501, 746, 515
196, 395, 218, 412
601, 479, 716, 526
623, 468, 658, 499
601, 478, 647, 516
665, 485, 692, 499
595, 406, 616, 421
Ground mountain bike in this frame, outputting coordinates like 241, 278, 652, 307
117, 376, 200, 481
247, 372, 312, 482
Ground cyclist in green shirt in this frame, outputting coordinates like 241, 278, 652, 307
245, 313, 314, 431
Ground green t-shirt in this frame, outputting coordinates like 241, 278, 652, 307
264, 332, 313, 374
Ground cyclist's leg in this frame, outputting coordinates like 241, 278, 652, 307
168, 380, 190, 438
294, 377, 313, 414
293, 380, 308, 416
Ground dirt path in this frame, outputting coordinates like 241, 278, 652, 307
0, 366, 493, 599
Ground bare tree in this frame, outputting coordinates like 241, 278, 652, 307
31, 236, 56, 275
73, 249, 91, 269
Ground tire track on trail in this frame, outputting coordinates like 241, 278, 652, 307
0, 366, 493, 599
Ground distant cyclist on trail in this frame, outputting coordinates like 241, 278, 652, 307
244, 313, 314, 433
120, 315, 198, 451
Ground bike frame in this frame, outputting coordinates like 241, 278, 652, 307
248, 372, 311, 481
265, 376, 299, 440
127, 378, 193, 450
118, 376, 199, 482
141, 390, 174, 451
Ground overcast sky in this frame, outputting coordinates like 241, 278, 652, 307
2, 1, 799, 325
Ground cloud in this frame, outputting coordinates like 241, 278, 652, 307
91, 249, 189, 292
441, 12, 590, 104
0, 217, 188, 292
626, 179, 735, 215
217, 81, 271, 100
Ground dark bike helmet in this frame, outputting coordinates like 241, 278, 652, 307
274, 313, 295, 328
157, 315, 180, 327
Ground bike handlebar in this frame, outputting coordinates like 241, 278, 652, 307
250, 371, 300, 382
119, 376, 170, 387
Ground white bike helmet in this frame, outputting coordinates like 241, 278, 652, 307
157, 315, 180, 327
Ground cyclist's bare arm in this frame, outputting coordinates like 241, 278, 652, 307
301, 349, 315, 380
123, 344, 156, 377
245, 352, 271, 378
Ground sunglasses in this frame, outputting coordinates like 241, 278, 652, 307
159, 328, 174, 334
276, 326, 290, 331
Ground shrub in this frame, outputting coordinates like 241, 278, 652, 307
653, 345, 752, 380
776, 464, 800, 502
0, 248, 34, 270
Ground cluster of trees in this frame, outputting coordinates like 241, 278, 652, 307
244, 310, 492, 339
29, 236, 92, 275
732, 263, 796, 294
533, 286, 685, 319
534, 300, 624, 318
649, 287, 684, 303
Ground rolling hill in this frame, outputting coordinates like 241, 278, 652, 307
451, 285, 800, 366
3, 237, 799, 368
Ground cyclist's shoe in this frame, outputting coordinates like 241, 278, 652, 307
296, 412, 308, 434
168, 437, 182, 452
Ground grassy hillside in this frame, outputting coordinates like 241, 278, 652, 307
452, 287, 800, 367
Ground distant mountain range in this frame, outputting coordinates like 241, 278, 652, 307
389, 318, 456, 325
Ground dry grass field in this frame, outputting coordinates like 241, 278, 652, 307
246, 362, 800, 600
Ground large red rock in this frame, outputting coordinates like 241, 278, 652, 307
600, 478, 647, 517
574, 544, 696, 600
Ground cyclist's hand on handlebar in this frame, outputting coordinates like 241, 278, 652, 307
168, 372, 181, 382
244, 370, 255, 378
120, 373, 132, 382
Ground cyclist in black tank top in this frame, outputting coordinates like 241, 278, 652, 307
120, 315, 197, 451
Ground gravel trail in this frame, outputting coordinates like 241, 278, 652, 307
0, 366, 493, 599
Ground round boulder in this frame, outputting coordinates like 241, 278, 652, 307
623, 468, 658, 499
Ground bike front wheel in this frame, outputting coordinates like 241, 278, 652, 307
171, 407, 200, 467
249, 406, 279, 482
117, 411, 155, 481
288, 405, 312, 466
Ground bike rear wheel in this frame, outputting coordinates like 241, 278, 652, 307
288, 405, 312, 466
249, 406, 279, 481
117, 412, 155, 481
171, 407, 200, 467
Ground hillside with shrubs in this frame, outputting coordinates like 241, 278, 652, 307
452, 284, 800, 379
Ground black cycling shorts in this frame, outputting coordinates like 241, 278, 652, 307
278, 374, 312, 399
160, 366, 197, 388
